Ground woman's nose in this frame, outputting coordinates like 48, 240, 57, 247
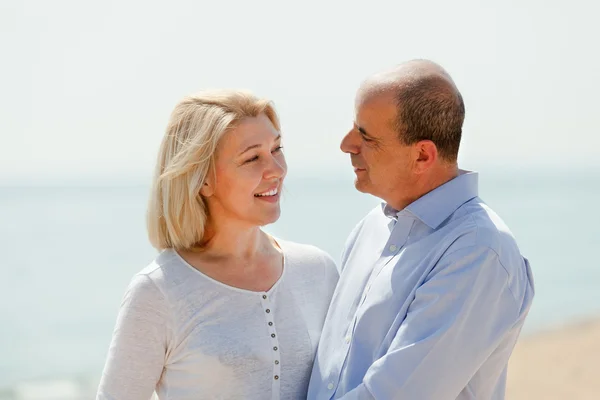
264, 154, 287, 180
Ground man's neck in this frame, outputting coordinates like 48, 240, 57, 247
389, 164, 459, 211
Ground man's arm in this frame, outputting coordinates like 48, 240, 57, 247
340, 245, 520, 400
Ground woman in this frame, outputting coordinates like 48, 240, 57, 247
96, 90, 339, 399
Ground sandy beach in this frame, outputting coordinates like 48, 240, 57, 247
507, 318, 600, 400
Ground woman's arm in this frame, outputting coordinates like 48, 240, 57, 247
97, 274, 170, 400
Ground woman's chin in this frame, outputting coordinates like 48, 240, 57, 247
254, 208, 281, 227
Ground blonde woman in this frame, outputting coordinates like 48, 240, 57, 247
96, 90, 339, 400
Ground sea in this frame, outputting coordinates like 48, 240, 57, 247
1, 170, 599, 399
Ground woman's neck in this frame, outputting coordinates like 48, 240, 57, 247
178, 218, 283, 292
194, 217, 278, 262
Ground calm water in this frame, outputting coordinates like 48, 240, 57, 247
1, 171, 599, 394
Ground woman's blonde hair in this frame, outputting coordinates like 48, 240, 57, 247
147, 89, 281, 250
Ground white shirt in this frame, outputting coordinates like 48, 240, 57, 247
97, 239, 339, 400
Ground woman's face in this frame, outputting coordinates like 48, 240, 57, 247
202, 113, 287, 228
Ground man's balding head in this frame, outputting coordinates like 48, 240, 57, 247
359, 59, 465, 162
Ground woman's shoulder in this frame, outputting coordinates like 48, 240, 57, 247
277, 238, 329, 261
276, 237, 339, 276
129, 249, 200, 299
275, 238, 340, 297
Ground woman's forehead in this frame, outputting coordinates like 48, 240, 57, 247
218, 115, 280, 155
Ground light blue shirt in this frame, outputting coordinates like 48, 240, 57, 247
308, 170, 535, 400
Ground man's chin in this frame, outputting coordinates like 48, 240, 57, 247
353, 178, 370, 194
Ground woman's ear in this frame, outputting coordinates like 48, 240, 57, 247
199, 174, 215, 197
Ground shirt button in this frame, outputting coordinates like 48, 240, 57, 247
271, 333, 276, 338
327, 383, 334, 390
275, 360, 279, 365
262, 295, 267, 299
273, 346, 278, 351
268, 322, 273, 326
389, 244, 398, 252
266, 309, 271, 313
274, 375, 279, 380
345, 336, 351, 344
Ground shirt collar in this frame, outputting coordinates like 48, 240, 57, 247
381, 169, 479, 229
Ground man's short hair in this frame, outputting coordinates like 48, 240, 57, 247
394, 76, 465, 161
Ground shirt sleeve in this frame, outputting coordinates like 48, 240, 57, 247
339, 245, 519, 400
96, 274, 171, 400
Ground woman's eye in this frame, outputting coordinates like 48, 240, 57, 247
244, 146, 283, 164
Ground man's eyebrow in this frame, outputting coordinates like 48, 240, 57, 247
355, 124, 374, 139
355, 123, 383, 148
239, 134, 282, 155
357, 126, 367, 135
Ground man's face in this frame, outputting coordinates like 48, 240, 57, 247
340, 90, 417, 207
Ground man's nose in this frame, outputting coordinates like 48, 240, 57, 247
340, 129, 359, 154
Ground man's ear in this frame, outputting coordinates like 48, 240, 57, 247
413, 140, 438, 174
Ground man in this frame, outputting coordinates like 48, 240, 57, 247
308, 60, 535, 400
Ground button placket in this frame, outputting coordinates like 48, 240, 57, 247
329, 216, 416, 395
260, 292, 281, 399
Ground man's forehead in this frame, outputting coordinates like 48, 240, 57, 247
357, 80, 393, 100
354, 93, 398, 140
355, 88, 397, 118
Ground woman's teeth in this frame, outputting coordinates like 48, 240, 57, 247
254, 188, 278, 197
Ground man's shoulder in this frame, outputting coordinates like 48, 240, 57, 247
441, 198, 534, 309
445, 198, 524, 270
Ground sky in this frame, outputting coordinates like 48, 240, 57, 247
1, 0, 599, 184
